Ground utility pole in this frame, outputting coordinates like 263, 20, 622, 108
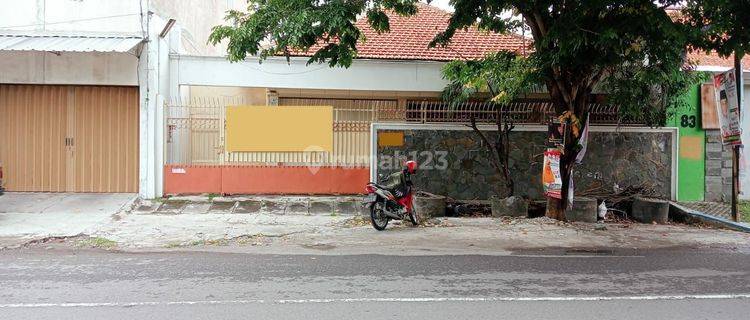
732, 54, 743, 222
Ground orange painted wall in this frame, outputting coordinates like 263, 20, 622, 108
164, 165, 368, 195
164, 165, 222, 194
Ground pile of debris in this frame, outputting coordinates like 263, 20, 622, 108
579, 182, 665, 222
413, 181, 670, 224
579, 182, 661, 208
444, 200, 492, 217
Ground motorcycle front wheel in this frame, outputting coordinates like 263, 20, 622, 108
370, 203, 389, 231
408, 208, 419, 226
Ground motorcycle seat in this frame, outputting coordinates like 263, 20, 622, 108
376, 184, 395, 192
368, 182, 390, 189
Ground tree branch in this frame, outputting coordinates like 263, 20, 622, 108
551, 67, 575, 111
532, 11, 548, 36
468, 115, 503, 174
522, 12, 543, 42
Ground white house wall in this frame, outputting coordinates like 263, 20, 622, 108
149, 0, 246, 56
0, 51, 138, 85
0, 0, 142, 33
173, 55, 449, 92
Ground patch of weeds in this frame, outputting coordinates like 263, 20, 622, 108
207, 193, 220, 202
234, 234, 270, 246
164, 242, 184, 249
341, 215, 369, 228
189, 240, 205, 246
205, 239, 229, 246
740, 201, 750, 223
189, 239, 229, 246
76, 237, 117, 250
422, 218, 450, 227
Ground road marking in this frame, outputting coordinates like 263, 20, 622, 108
2, 294, 749, 308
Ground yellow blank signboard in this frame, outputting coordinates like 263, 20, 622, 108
226, 106, 333, 152
378, 131, 404, 147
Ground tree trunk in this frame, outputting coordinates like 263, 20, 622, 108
544, 91, 589, 221
505, 175, 515, 198
545, 197, 566, 220
544, 141, 575, 221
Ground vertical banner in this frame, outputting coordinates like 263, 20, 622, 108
713, 71, 743, 145
738, 67, 749, 199
575, 115, 590, 164
742, 95, 749, 198
543, 149, 562, 199
547, 116, 566, 148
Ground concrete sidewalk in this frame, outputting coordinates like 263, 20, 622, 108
0, 193, 136, 214
2, 194, 750, 253
0, 193, 136, 247
14, 212, 750, 254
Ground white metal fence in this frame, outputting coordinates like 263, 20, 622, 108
165, 98, 398, 166
165, 98, 632, 165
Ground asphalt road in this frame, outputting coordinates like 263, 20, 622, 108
1, 247, 749, 319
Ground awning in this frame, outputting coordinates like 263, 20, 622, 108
0, 33, 143, 53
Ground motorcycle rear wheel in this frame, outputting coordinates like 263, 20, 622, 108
370, 203, 389, 231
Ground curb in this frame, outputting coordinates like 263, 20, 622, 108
670, 202, 750, 233
131, 195, 368, 216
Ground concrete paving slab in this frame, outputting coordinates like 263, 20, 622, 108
91, 213, 351, 248
132, 201, 159, 214
335, 199, 362, 216
157, 200, 188, 214
0, 193, 134, 214
182, 202, 211, 214
52, 194, 136, 214
235, 200, 262, 214
285, 201, 309, 215
0, 212, 112, 240
208, 201, 236, 213
0, 193, 135, 243
309, 200, 335, 215
0, 193, 64, 213
263, 200, 286, 215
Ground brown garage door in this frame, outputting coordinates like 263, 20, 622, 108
0, 85, 138, 193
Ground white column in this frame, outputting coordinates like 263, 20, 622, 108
137, 4, 159, 199
167, 26, 182, 101
154, 22, 171, 197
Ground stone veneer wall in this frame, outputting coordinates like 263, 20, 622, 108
376, 128, 674, 200
704, 130, 734, 202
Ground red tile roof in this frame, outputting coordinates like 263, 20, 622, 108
667, 9, 749, 70
297, 4, 745, 70
295, 3, 531, 61
687, 51, 750, 70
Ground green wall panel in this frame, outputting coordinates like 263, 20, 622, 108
668, 85, 705, 201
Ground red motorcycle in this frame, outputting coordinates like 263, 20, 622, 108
363, 161, 419, 230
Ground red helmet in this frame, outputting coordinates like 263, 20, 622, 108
405, 160, 418, 174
